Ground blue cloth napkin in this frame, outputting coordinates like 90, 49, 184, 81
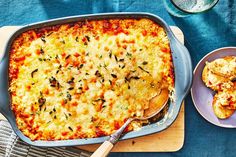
0, 0, 236, 157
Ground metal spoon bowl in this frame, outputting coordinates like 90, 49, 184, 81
91, 88, 169, 157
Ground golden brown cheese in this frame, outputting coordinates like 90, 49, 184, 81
9, 18, 174, 140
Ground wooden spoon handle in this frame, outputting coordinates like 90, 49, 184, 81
91, 141, 114, 157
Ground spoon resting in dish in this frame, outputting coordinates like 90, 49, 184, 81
91, 88, 169, 157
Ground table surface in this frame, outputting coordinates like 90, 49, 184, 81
0, 0, 236, 157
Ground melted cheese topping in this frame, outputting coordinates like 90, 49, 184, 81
9, 19, 174, 140
207, 57, 236, 79
217, 89, 236, 108
203, 62, 234, 91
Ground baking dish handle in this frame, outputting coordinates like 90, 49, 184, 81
0, 56, 11, 118
169, 34, 193, 96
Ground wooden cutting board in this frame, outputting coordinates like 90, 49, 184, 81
0, 26, 184, 152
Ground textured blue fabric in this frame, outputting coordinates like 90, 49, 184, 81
1, 0, 236, 157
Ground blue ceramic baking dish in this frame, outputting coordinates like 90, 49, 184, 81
0, 12, 192, 147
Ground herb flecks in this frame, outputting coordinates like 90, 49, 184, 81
109, 52, 112, 58
126, 52, 132, 57
55, 54, 59, 59
31, 69, 38, 78
49, 77, 60, 89
131, 76, 140, 80
40, 48, 44, 54
65, 55, 71, 60
64, 112, 68, 119
111, 74, 117, 78
78, 64, 84, 69
68, 126, 73, 131
125, 75, 140, 82
93, 98, 106, 103
47, 32, 53, 37
85, 35, 90, 42
75, 36, 79, 42
67, 77, 75, 85
114, 55, 118, 62
60, 40, 65, 44
95, 70, 102, 77
67, 92, 72, 101
68, 87, 74, 90
142, 61, 148, 65
38, 97, 46, 107
138, 66, 150, 74
119, 58, 124, 62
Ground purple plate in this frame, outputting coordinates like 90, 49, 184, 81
191, 47, 236, 128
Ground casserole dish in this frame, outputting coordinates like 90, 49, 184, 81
0, 12, 192, 147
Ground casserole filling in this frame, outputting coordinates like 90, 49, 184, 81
9, 18, 174, 140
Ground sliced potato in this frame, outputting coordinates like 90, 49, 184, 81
202, 63, 233, 91
212, 94, 235, 119
215, 83, 236, 109
225, 91, 236, 110
144, 88, 169, 117
207, 56, 236, 79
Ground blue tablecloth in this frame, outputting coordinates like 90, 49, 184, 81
1, 0, 236, 157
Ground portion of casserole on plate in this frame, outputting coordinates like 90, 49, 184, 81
202, 56, 236, 119
9, 18, 174, 140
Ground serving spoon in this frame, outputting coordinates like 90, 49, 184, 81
91, 88, 169, 157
